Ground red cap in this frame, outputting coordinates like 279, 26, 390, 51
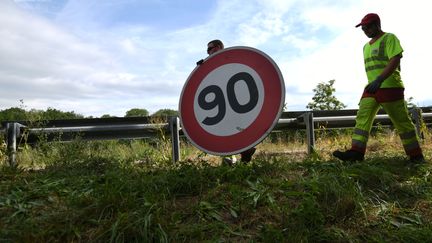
355, 13, 380, 28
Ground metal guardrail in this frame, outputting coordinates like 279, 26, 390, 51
28, 124, 167, 133
2, 117, 180, 167
2, 108, 431, 167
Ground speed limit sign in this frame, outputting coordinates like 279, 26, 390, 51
179, 46, 285, 156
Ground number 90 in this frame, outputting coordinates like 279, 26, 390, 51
198, 72, 259, 126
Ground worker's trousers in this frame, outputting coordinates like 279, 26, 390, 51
351, 92, 422, 157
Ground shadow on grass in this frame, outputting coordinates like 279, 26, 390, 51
1, 154, 432, 242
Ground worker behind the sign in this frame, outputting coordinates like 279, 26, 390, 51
333, 13, 425, 163
198, 39, 256, 165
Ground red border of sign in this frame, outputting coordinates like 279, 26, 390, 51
179, 46, 284, 155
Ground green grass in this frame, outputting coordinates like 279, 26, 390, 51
0, 131, 432, 242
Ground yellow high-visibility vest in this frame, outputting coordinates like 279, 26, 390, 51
363, 32, 405, 88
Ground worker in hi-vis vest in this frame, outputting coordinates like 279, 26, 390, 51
196, 39, 257, 165
333, 13, 425, 163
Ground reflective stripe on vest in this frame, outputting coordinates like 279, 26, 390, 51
364, 35, 389, 72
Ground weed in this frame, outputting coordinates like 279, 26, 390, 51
1, 127, 432, 241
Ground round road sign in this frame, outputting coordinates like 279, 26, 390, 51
179, 46, 285, 156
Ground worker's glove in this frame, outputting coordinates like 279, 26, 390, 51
365, 76, 384, 94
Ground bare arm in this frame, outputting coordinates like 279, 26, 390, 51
376, 54, 401, 82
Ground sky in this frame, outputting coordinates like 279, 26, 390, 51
1, 0, 431, 117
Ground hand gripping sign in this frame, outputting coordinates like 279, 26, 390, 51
179, 46, 285, 156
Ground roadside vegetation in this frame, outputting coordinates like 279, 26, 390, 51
1, 127, 431, 242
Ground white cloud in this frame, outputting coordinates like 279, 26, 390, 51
1, 1, 169, 116
1, 0, 431, 119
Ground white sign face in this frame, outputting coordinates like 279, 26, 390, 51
194, 63, 264, 136
179, 46, 285, 155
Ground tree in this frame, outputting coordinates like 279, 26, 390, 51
125, 108, 149, 117
151, 109, 178, 117
0, 107, 27, 123
306, 79, 346, 110
0, 107, 84, 126
41, 107, 83, 120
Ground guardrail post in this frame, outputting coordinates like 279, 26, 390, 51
303, 112, 315, 155
6, 122, 20, 167
170, 116, 180, 163
410, 107, 424, 140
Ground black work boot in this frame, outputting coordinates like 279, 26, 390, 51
241, 148, 256, 163
333, 150, 364, 162
409, 154, 426, 164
